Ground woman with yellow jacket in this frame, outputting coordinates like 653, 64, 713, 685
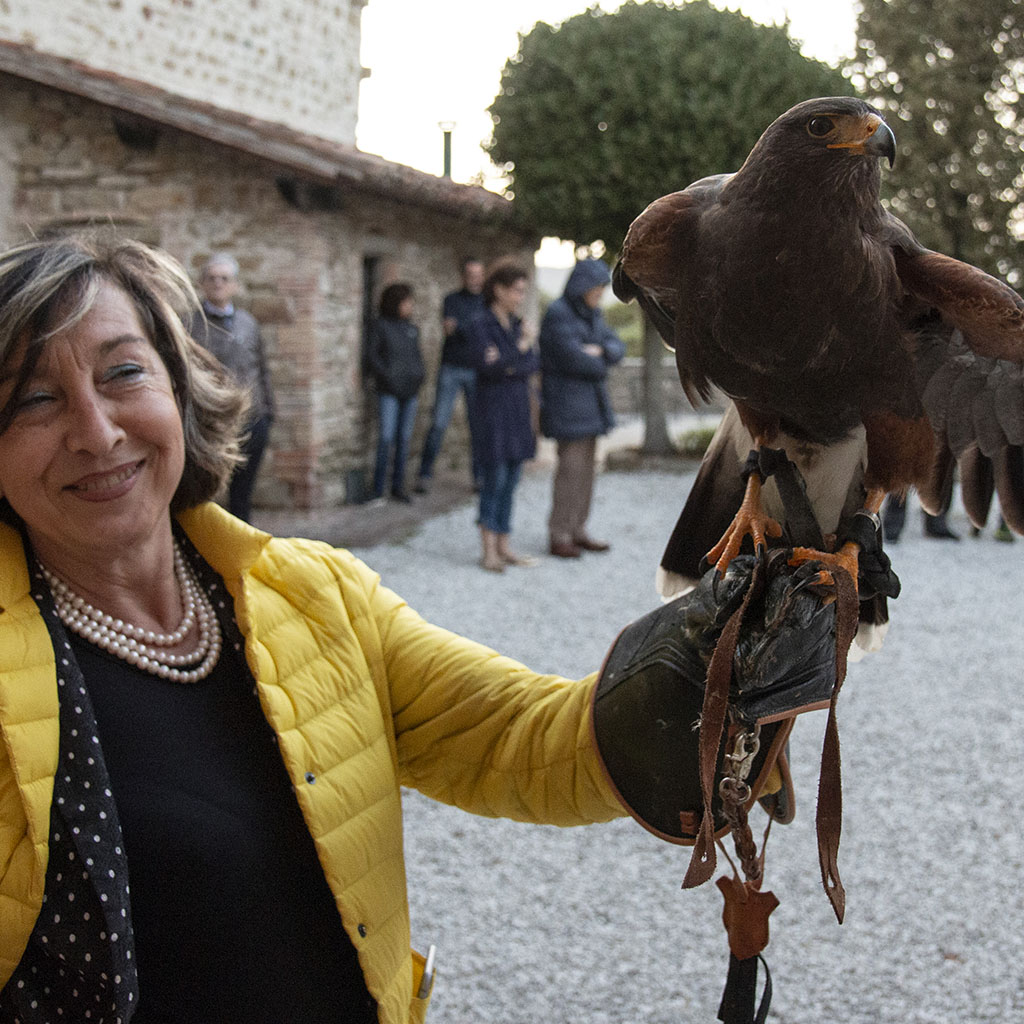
0, 235, 630, 1024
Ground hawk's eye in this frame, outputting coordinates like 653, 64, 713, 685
807, 116, 835, 137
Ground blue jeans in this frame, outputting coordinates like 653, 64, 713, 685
417, 364, 480, 482
374, 393, 419, 497
478, 460, 523, 534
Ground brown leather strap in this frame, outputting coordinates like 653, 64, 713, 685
814, 565, 859, 923
685, 556, 860, 917
683, 562, 762, 890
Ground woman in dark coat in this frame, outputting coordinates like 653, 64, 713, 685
467, 263, 539, 572
539, 258, 625, 557
366, 283, 426, 502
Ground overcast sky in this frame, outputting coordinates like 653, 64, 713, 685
357, 0, 858, 184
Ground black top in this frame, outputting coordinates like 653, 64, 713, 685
366, 317, 426, 400
440, 289, 486, 367
67, 602, 377, 1023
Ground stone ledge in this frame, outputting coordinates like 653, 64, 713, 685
604, 447, 703, 474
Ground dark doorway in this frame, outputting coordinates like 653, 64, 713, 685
348, 255, 382, 503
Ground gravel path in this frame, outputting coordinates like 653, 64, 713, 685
350, 463, 1024, 1024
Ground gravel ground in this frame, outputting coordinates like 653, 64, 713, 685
349, 463, 1024, 1024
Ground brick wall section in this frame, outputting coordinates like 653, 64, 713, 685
0, 0, 366, 144
0, 78, 533, 509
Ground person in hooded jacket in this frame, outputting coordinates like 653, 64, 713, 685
366, 283, 426, 502
539, 259, 625, 558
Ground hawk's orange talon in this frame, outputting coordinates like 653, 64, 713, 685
705, 472, 783, 575
789, 541, 860, 594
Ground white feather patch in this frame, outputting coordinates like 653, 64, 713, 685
849, 619, 889, 661
656, 565, 697, 602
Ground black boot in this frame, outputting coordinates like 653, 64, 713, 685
923, 511, 959, 540
882, 494, 907, 542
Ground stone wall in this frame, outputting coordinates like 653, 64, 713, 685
605, 356, 702, 419
0, 76, 534, 509
0, 0, 366, 144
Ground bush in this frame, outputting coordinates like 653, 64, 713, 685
603, 300, 644, 356
674, 426, 717, 458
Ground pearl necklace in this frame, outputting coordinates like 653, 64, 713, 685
41, 540, 222, 683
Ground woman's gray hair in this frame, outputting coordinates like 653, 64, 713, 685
0, 233, 249, 519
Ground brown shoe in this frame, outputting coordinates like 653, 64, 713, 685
574, 536, 610, 552
550, 540, 582, 558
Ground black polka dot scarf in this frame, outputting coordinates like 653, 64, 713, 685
0, 558, 140, 1023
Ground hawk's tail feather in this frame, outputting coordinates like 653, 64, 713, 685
917, 442, 955, 517
992, 445, 1024, 533
957, 443, 1024, 534
958, 445, 995, 530
658, 407, 748, 592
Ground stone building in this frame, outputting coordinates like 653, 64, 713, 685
0, 4, 537, 510
0, 0, 368, 148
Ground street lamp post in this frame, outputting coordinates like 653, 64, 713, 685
439, 120, 455, 178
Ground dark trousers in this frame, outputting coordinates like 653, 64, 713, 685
548, 436, 597, 546
228, 414, 272, 523
881, 492, 907, 541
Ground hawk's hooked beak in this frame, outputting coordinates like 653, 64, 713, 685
828, 114, 897, 168
864, 120, 897, 168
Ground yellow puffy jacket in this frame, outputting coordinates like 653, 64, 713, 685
0, 503, 624, 1023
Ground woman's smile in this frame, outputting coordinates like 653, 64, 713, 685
66, 459, 144, 498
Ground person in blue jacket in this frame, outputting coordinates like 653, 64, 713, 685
539, 258, 625, 557
467, 262, 539, 572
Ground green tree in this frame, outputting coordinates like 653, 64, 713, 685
488, 0, 851, 451
851, 0, 1024, 284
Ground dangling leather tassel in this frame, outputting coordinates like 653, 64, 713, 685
815, 565, 858, 923
716, 874, 778, 1023
717, 953, 772, 1024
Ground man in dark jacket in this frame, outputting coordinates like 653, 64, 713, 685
539, 259, 625, 557
188, 253, 274, 523
414, 258, 486, 493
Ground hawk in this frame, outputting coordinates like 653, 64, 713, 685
614, 96, 1024, 648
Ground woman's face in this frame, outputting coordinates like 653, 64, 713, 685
492, 278, 528, 316
398, 295, 415, 319
0, 279, 186, 569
